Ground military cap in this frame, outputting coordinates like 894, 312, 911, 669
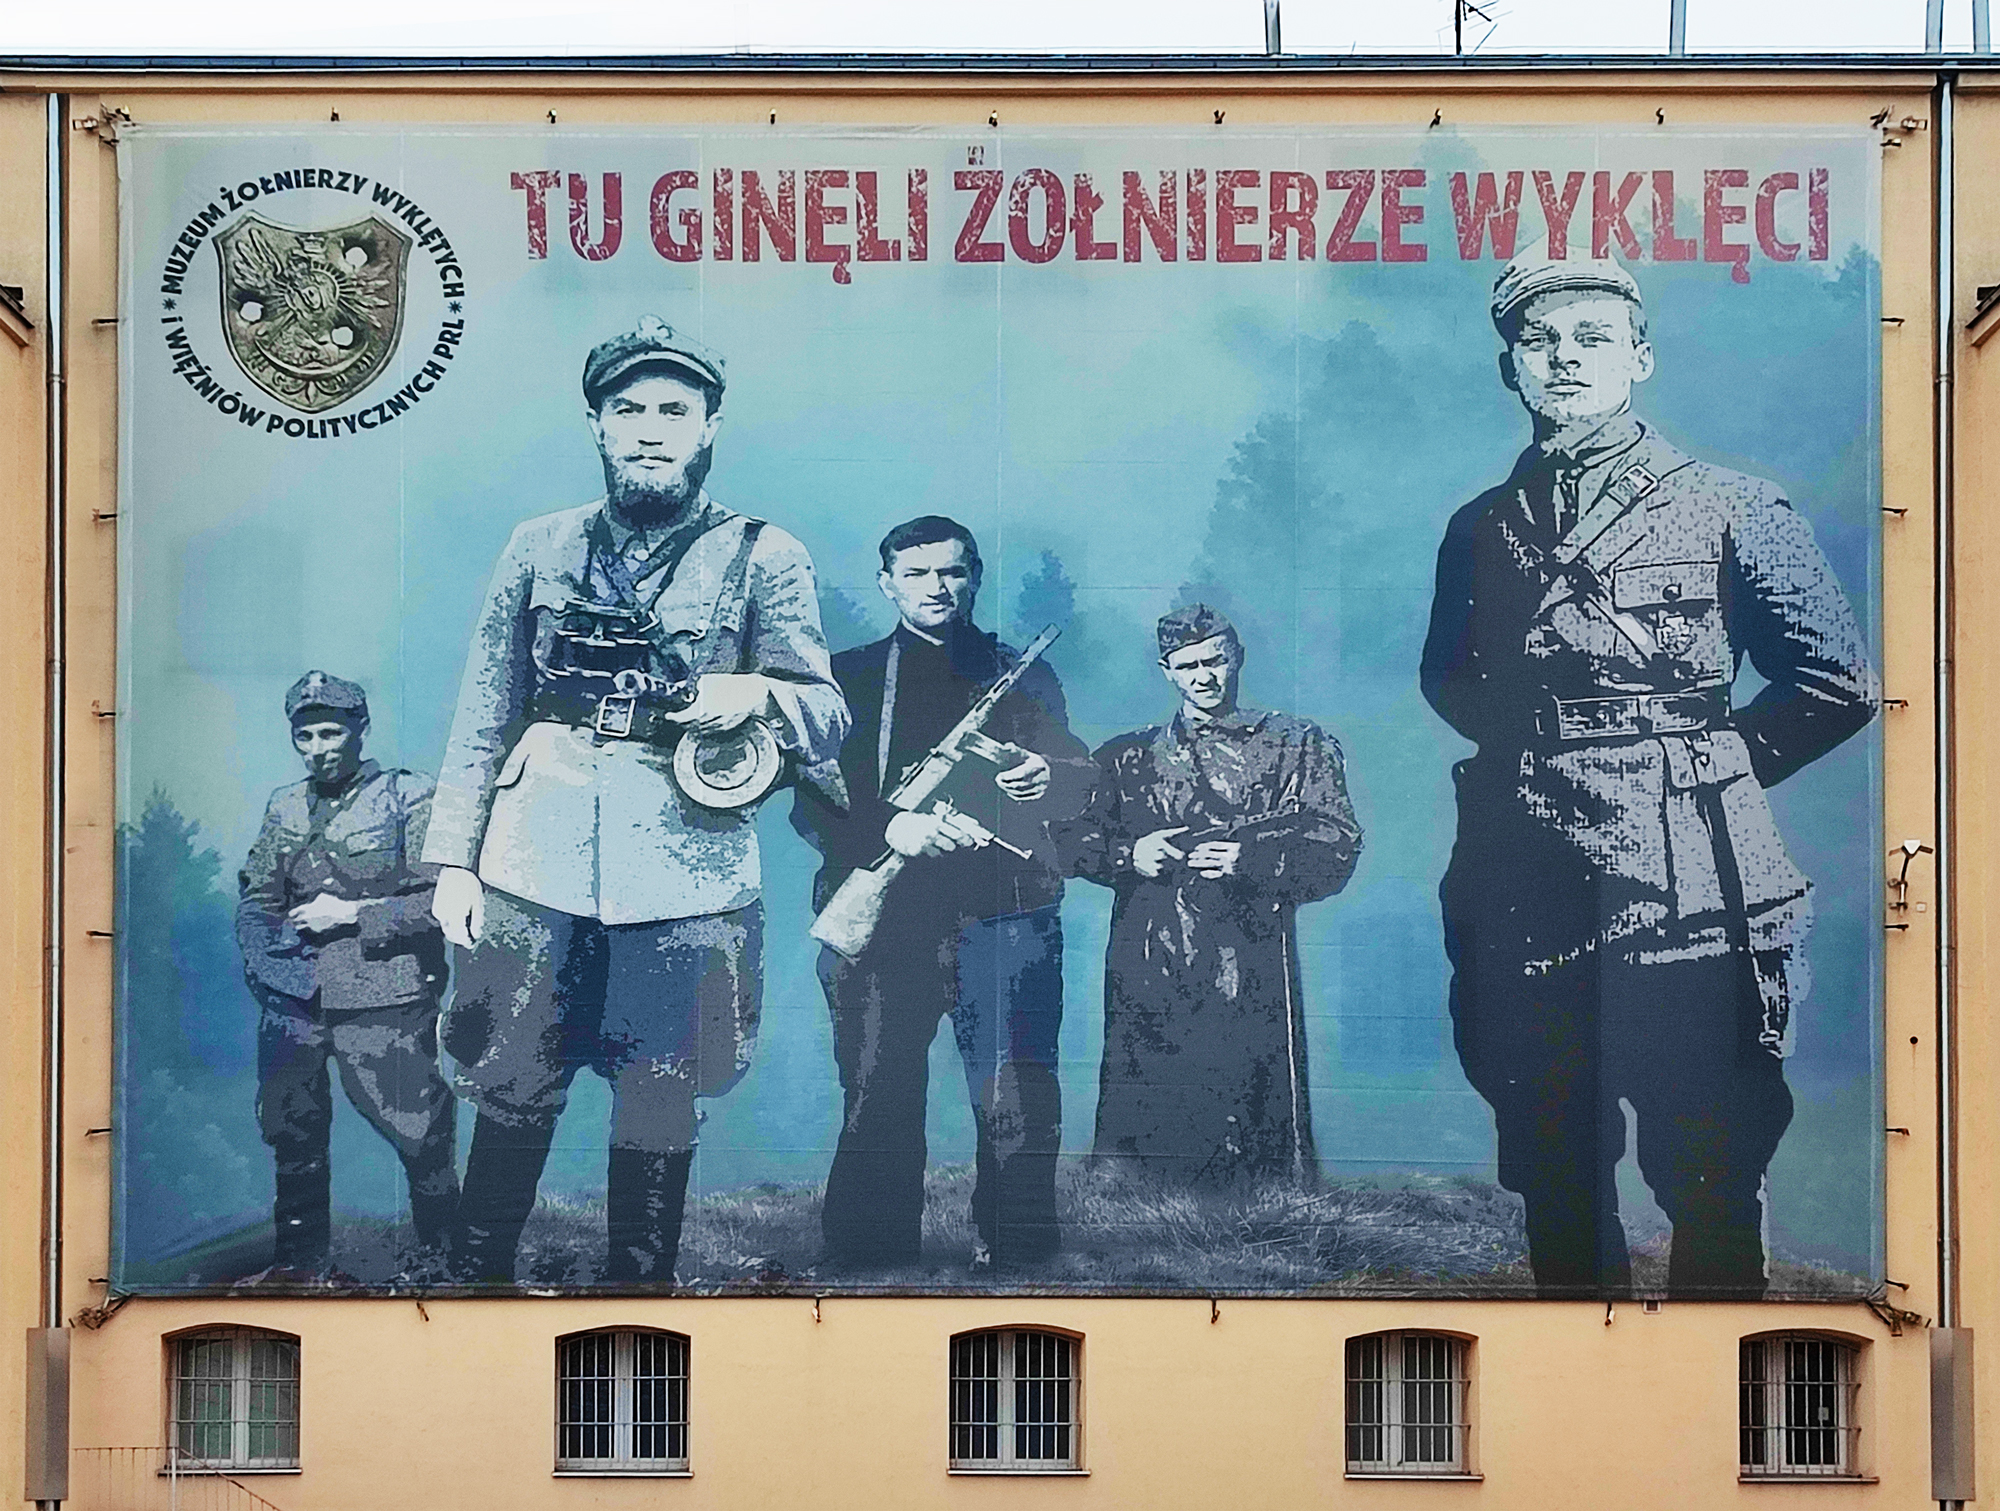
1490, 250, 1644, 331
583, 316, 726, 408
1157, 603, 1240, 659
285, 670, 368, 723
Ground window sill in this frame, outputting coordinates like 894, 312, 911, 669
1345, 1472, 1483, 1482
158, 1467, 301, 1477
1740, 1475, 1878, 1485
948, 1468, 1089, 1477
553, 1469, 692, 1478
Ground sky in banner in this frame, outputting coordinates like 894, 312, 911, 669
5, 0, 1981, 58
113, 124, 1882, 1293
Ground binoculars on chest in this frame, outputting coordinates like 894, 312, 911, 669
541, 600, 782, 810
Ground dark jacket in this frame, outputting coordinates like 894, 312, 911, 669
237, 760, 446, 1011
791, 622, 1090, 921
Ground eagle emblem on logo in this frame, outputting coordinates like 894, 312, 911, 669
215, 214, 411, 413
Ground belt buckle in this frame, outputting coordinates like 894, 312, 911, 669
1647, 696, 1702, 735
595, 692, 637, 738
1555, 696, 1640, 740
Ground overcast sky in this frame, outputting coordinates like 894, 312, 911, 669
3, 0, 1987, 60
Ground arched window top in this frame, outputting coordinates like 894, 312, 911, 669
555, 1329, 690, 1475
949, 1328, 1080, 1473
1345, 1331, 1473, 1478
1740, 1333, 1863, 1480
168, 1328, 300, 1472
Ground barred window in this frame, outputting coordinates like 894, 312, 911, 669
556, 1330, 690, 1474
949, 1329, 1079, 1472
1345, 1332, 1470, 1476
1740, 1335, 1862, 1479
169, 1328, 300, 1471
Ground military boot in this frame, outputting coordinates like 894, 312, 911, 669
403, 1142, 462, 1257
604, 1147, 693, 1285
453, 1113, 556, 1285
271, 1152, 332, 1274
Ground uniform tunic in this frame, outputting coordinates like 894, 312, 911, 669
424, 494, 849, 924
1058, 706, 1363, 1182
424, 492, 848, 1136
235, 760, 455, 1171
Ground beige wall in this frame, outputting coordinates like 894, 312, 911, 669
0, 66, 1954, 1509
0, 88, 48, 1511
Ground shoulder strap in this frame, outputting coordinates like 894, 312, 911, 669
724, 518, 766, 671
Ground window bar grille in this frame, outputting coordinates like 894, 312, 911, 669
950, 1332, 1002, 1464
171, 1331, 301, 1470
1739, 1338, 1860, 1478
1014, 1332, 1073, 1463
1345, 1334, 1466, 1474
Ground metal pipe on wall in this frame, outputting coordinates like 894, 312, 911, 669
1933, 65, 1963, 1511
1669, 0, 1687, 56
40, 86, 67, 1511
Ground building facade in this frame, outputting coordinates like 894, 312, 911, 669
0, 54, 1987, 1509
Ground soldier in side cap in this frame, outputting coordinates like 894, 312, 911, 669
1054, 605, 1362, 1183
424, 316, 849, 1287
1420, 251, 1877, 1298
236, 671, 458, 1279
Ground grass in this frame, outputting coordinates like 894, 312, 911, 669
131, 1159, 1870, 1300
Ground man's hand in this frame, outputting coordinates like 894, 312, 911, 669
1132, 826, 1189, 879
885, 810, 968, 859
1186, 840, 1241, 879
432, 865, 486, 948
667, 673, 775, 734
994, 750, 1051, 803
289, 892, 361, 936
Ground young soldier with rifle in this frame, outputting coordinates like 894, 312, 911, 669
792, 515, 1089, 1273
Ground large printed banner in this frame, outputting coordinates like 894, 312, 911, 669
117, 124, 1883, 1297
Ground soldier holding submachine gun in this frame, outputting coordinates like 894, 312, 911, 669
793, 515, 1089, 1273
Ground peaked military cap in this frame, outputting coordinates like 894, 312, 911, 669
285, 670, 368, 723
1490, 250, 1644, 331
583, 316, 726, 408
1157, 603, 1239, 658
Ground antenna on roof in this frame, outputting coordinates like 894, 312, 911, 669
1453, 0, 1495, 56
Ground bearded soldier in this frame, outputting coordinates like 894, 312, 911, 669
1421, 254, 1877, 1298
424, 318, 849, 1286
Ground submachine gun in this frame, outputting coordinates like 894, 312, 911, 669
809, 625, 1061, 960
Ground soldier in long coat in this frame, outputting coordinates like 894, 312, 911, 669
1057, 606, 1363, 1183
1421, 253, 1877, 1298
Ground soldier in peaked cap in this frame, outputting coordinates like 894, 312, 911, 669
1054, 605, 1362, 1184
236, 671, 458, 1279
424, 316, 848, 1287
1420, 252, 1878, 1298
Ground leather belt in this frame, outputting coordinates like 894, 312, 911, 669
1533, 688, 1729, 743
534, 684, 687, 744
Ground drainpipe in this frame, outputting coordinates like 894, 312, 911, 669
39, 87, 68, 1511
1931, 67, 1972, 1511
